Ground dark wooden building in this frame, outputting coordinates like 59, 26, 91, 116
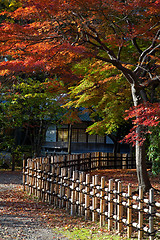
42, 114, 130, 154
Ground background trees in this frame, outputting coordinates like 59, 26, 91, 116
0, 75, 64, 170
0, 76, 63, 153
0, 0, 159, 190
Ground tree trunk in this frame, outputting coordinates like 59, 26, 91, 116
131, 84, 152, 192
12, 153, 15, 171
136, 126, 152, 192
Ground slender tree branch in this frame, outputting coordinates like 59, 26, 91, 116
132, 37, 142, 54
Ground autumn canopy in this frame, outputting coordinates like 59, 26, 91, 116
0, 0, 160, 191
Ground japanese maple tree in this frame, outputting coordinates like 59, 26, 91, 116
67, 58, 132, 154
0, 0, 160, 191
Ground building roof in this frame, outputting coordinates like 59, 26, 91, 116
78, 108, 92, 122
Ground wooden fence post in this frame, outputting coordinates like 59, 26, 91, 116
89, 153, 92, 171
118, 181, 123, 232
59, 168, 63, 208
28, 159, 31, 194
38, 157, 43, 200
26, 159, 29, 193
33, 159, 37, 196
79, 172, 84, 216
100, 176, 105, 227
41, 160, 46, 202
149, 188, 155, 240
80, 172, 85, 216
98, 152, 101, 169
71, 171, 76, 216
94, 175, 98, 221
62, 168, 67, 208
50, 165, 55, 204
92, 175, 95, 221
85, 173, 90, 220
114, 179, 120, 230
35, 159, 38, 196
23, 158, 26, 191
127, 183, 132, 238
108, 179, 113, 230
46, 159, 51, 202
55, 167, 60, 207
66, 168, 72, 211
75, 170, 79, 212
77, 155, 80, 171
31, 160, 34, 195
138, 186, 143, 240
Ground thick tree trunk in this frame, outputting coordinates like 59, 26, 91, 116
131, 84, 152, 192
135, 127, 152, 192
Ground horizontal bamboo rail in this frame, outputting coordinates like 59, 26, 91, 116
23, 157, 159, 240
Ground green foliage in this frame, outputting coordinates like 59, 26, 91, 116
0, 0, 21, 23
69, 59, 132, 136
148, 124, 160, 175
0, 77, 64, 155
0, 0, 21, 12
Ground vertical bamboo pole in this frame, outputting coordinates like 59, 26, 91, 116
108, 179, 113, 230
71, 171, 76, 216
23, 158, 26, 191
92, 176, 95, 221
41, 159, 44, 201
114, 179, 120, 230
81, 172, 85, 216
50, 165, 55, 204
38, 157, 43, 200
26, 159, 29, 193
118, 181, 123, 232
31, 160, 34, 195
66, 168, 72, 211
33, 160, 36, 196
35, 159, 38, 197
41, 160, 45, 202
28, 159, 32, 194
79, 172, 84, 216
75, 170, 79, 213
149, 188, 155, 240
98, 152, 101, 169
77, 155, 80, 171
138, 186, 143, 240
94, 175, 98, 221
37, 159, 40, 199
85, 173, 90, 220
59, 168, 63, 208
100, 176, 105, 227
62, 168, 66, 208
55, 167, 60, 207
44, 159, 48, 202
127, 183, 132, 238
46, 159, 50, 202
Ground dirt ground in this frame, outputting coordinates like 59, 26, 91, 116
0, 171, 69, 240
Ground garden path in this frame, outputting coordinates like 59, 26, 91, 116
0, 171, 69, 240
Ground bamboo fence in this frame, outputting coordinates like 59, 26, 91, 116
32, 152, 136, 170
23, 157, 160, 240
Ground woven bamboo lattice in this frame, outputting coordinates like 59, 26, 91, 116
23, 157, 160, 240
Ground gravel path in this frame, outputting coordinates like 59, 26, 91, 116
0, 171, 69, 240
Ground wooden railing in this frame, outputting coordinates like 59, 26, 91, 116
23, 157, 159, 240
36, 152, 136, 170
